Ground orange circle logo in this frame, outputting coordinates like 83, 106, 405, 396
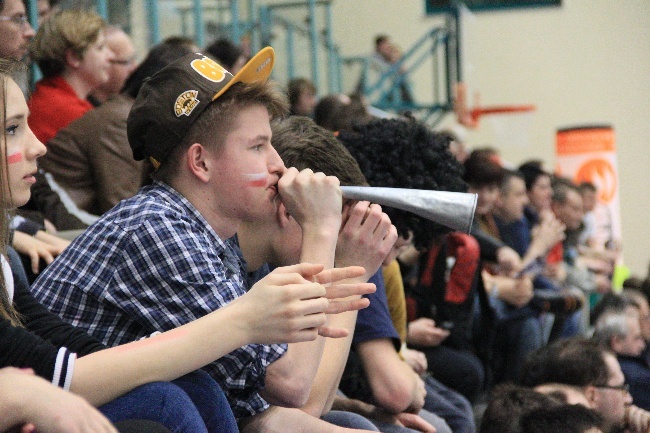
574, 158, 617, 204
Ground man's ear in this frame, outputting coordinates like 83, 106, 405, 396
65, 49, 82, 68
584, 385, 599, 408
185, 143, 210, 183
276, 201, 292, 228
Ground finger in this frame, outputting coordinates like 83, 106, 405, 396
29, 252, 40, 274
313, 266, 366, 284
383, 224, 398, 243
287, 328, 320, 343
271, 263, 325, 279
325, 282, 376, 299
278, 167, 299, 186
318, 325, 349, 338
41, 250, 55, 265
344, 201, 371, 229
295, 296, 330, 316
325, 298, 370, 314
355, 202, 381, 229
293, 312, 328, 331
340, 201, 354, 228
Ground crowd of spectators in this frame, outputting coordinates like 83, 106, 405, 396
1, 2, 649, 432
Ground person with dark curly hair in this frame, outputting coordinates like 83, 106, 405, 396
338, 118, 466, 250
338, 118, 488, 405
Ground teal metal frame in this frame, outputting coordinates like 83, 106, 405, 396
257, 0, 342, 94
345, 6, 461, 125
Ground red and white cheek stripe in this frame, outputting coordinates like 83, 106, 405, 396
7, 152, 22, 164
244, 172, 267, 187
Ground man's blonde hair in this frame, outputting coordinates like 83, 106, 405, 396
30, 9, 106, 78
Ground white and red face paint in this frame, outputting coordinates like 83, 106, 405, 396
244, 172, 267, 187
6, 150, 22, 164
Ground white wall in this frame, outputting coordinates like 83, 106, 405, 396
331, 0, 650, 278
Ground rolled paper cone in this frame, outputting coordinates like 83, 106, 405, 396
340, 186, 477, 233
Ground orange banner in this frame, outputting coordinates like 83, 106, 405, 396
555, 125, 622, 249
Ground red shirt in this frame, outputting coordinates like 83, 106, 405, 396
28, 76, 93, 145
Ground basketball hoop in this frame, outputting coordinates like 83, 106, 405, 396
454, 82, 536, 128
453, 82, 536, 147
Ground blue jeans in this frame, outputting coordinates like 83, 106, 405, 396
99, 381, 209, 433
322, 410, 380, 430
418, 344, 485, 404
490, 297, 544, 383
172, 370, 238, 433
423, 375, 476, 433
100, 371, 238, 433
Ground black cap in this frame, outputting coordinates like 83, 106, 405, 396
128, 47, 275, 169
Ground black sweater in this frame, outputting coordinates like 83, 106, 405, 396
1, 248, 105, 388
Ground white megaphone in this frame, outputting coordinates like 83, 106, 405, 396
340, 186, 477, 234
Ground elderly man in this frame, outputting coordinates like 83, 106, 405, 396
593, 308, 650, 411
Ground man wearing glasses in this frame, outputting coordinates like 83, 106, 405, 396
593, 308, 650, 414
0, 0, 35, 61
520, 337, 650, 433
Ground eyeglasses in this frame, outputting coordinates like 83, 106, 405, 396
596, 383, 630, 394
0, 14, 30, 27
110, 59, 135, 66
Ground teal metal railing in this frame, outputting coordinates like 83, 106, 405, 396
344, 6, 461, 125
258, 0, 342, 95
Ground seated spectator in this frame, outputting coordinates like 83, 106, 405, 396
550, 178, 610, 296
337, 118, 487, 408
0, 57, 370, 432
205, 37, 246, 74
40, 37, 196, 215
31, 49, 378, 432
88, 25, 137, 106
593, 309, 650, 410
519, 337, 648, 433
463, 152, 543, 383
287, 77, 317, 116
268, 116, 465, 433
28, 9, 113, 144
0, 0, 36, 61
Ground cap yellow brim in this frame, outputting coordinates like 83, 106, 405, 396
212, 46, 275, 101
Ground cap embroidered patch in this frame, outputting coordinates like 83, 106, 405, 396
174, 90, 200, 117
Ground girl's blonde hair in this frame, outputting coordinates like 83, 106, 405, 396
0, 58, 24, 326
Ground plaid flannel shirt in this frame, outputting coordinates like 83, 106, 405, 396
32, 181, 287, 418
